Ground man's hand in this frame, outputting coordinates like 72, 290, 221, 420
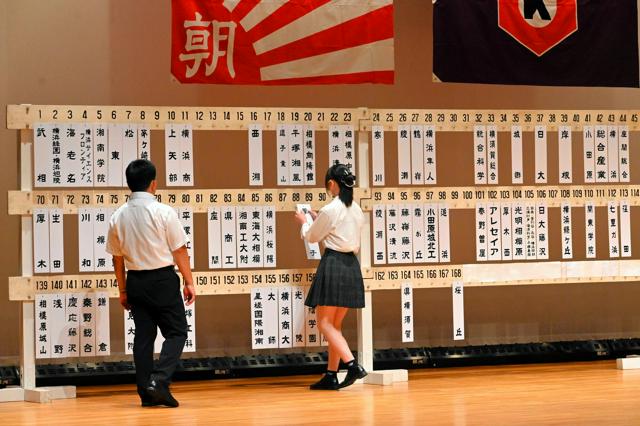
183, 283, 196, 305
119, 292, 131, 310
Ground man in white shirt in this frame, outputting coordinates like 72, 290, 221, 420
107, 159, 196, 407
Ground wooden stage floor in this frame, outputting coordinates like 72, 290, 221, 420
2, 360, 640, 425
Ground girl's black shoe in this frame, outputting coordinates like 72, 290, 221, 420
309, 373, 340, 390
339, 363, 367, 388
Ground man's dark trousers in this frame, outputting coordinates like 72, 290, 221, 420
127, 266, 187, 397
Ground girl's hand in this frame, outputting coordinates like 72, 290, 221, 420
309, 210, 318, 220
294, 211, 307, 225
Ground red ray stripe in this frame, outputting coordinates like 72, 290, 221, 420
231, 0, 261, 21
247, 0, 333, 41
257, 5, 394, 68
261, 70, 394, 85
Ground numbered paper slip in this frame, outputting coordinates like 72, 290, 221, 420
297, 204, 321, 260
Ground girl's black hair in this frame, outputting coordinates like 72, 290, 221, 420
325, 163, 356, 207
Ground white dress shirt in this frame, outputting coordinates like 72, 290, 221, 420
106, 192, 189, 270
301, 196, 364, 253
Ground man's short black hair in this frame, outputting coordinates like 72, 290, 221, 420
125, 159, 156, 192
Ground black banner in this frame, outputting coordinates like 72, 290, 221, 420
433, 0, 639, 87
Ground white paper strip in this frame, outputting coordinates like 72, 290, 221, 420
34, 123, 53, 187
397, 125, 411, 185
236, 206, 251, 268
618, 126, 630, 182
525, 204, 537, 260
620, 200, 632, 257
35, 294, 52, 359
607, 126, 619, 182
534, 126, 547, 183
137, 125, 151, 161
124, 309, 135, 355
583, 126, 595, 183
536, 203, 549, 260
476, 203, 488, 261
276, 124, 290, 185
80, 293, 96, 357
251, 288, 278, 349
107, 124, 124, 187
263, 206, 277, 267
183, 302, 196, 353
122, 124, 138, 185
371, 125, 385, 186
51, 125, 63, 186
49, 294, 66, 358
386, 205, 400, 264
305, 306, 320, 347
164, 124, 180, 186
452, 282, 465, 341
207, 207, 222, 269
297, 204, 321, 260
93, 208, 112, 272
608, 201, 619, 258
328, 124, 343, 169
424, 204, 439, 263
78, 124, 94, 186
302, 125, 316, 185
33, 209, 50, 273
288, 124, 304, 186
342, 125, 356, 173
63, 293, 81, 358
411, 204, 425, 263
401, 282, 414, 343
411, 126, 425, 184
474, 126, 487, 185
512, 203, 526, 261
424, 125, 437, 184
248, 206, 264, 268
292, 287, 306, 348
221, 206, 237, 269
49, 208, 64, 273
61, 124, 82, 187
176, 207, 195, 269
78, 208, 94, 271
558, 126, 572, 184
511, 126, 523, 184
398, 205, 413, 263
93, 124, 109, 187
248, 124, 263, 186
501, 204, 513, 261
438, 204, 451, 263
585, 203, 597, 259
179, 124, 194, 186
594, 125, 608, 183
95, 292, 111, 356
487, 126, 498, 185
278, 287, 293, 348
487, 203, 502, 261
373, 204, 387, 265
561, 202, 573, 260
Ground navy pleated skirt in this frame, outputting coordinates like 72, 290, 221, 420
305, 248, 365, 309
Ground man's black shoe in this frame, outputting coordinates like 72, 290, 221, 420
339, 363, 367, 389
309, 373, 340, 390
145, 379, 179, 407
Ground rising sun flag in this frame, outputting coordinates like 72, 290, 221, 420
172, 0, 395, 85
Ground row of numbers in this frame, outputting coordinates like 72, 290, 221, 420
14, 188, 364, 214
368, 186, 640, 207
370, 110, 640, 127
11, 106, 640, 131
8, 106, 362, 130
